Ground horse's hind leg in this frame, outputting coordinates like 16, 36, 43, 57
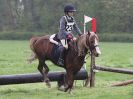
43, 62, 51, 87
38, 59, 51, 87
38, 60, 44, 79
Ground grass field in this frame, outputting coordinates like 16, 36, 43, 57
0, 40, 133, 99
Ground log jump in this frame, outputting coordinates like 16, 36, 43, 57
0, 69, 88, 85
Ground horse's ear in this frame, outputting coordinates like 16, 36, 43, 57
87, 30, 91, 35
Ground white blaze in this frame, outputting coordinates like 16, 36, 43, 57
95, 38, 101, 55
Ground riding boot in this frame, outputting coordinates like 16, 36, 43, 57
58, 47, 65, 66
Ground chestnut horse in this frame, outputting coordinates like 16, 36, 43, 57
28, 31, 101, 92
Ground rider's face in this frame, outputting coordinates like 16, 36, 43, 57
68, 12, 74, 17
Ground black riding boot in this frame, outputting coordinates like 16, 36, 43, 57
58, 47, 65, 66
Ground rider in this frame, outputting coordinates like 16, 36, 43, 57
50, 4, 82, 66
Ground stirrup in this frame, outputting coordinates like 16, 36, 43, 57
58, 58, 64, 66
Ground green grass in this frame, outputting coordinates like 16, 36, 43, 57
0, 83, 132, 99
99, 33, 133, 42
0, 40, 133, 99
0, 40, 63, 75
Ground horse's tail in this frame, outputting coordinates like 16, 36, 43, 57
27, 36, 39, 64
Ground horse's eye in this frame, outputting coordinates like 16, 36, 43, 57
91, 41, 94, 44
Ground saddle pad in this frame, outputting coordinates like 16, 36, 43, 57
51, 45, 64, 63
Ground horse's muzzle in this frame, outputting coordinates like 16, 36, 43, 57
95, 46, 101, 57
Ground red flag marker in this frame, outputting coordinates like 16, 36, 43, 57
91, 18, 97, 33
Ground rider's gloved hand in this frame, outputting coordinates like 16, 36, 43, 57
67, 33, 73, 39
73, 37, 77, 40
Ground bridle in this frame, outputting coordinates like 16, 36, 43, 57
83, 34, 99, 59
84, 33, 100, 56
69, 33, 100, 56
85, 33, 98, 48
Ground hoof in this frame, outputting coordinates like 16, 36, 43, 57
44, 80, 51, 88
68, 90, 73, 95
46, 82, 51, 88
58, 85, 65, 92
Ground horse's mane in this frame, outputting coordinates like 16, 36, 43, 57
68, 39, 78, 53
67, 34, 89, 56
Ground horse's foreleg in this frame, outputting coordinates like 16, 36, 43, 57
64, 71, 74, 93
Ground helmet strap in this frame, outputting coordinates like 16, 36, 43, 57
65, 12, 69, 15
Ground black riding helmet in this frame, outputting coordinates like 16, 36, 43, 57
64, 4, 76, 12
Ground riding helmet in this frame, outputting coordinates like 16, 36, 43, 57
64, 4, 76, 12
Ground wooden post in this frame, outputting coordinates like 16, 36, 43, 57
90, 53, 95, 87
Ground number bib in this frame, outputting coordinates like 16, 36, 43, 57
64, 16, 75, 32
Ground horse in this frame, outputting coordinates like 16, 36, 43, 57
27, 31, 101, 93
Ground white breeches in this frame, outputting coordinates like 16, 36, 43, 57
49, 34, 68, 49
49, 34, 58, 45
